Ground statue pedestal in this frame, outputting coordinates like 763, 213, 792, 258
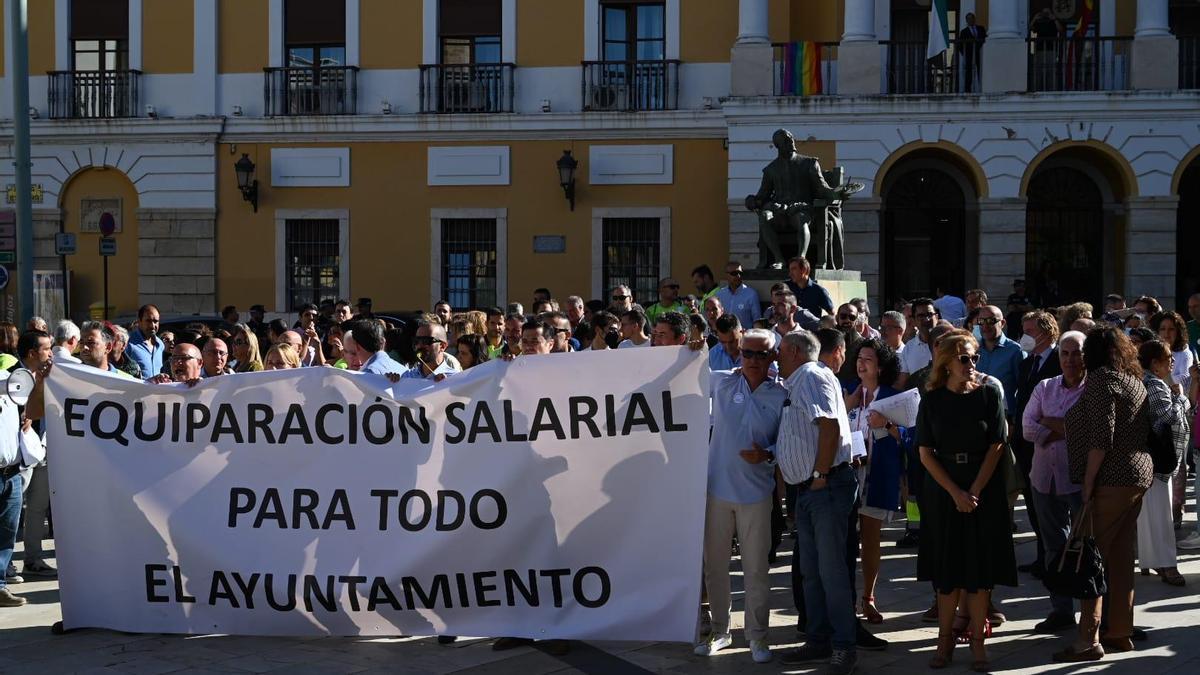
742, 269, 869, 321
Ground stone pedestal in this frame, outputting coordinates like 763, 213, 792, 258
1131, 37, 1179, 90
137, 208, 217, 314
837, 41, 881, 95
981, 39, 1028, 93
741, 269, 868, 321
1125, 196, 1179, 310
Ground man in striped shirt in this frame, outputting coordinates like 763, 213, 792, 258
773, 330, 859, 674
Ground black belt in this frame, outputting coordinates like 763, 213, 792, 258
0, 464, 21, 480
797, 462, 851, 491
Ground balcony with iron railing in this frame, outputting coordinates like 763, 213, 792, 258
771, 42, 839, 96
882, 41, 976, 95
264, 66, 359, 116
581, 60, 680, 112
47, 70, 141, 119
419, 63, 516, 113
1181, 36, 1200, 90
1027, 36, 1132, 92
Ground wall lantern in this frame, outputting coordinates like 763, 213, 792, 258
234, 153, 259, 212
557, 150, 578, 211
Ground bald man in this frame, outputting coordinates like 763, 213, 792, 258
403, 322, 461, 380
149, 343, 204, 386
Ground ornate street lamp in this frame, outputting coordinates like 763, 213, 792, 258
557, 150, 578, 211
235, 153, 259, 212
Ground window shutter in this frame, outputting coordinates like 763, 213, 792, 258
439, 0, 502, 37
71, 0, 129, 40
285, 0, 347, 45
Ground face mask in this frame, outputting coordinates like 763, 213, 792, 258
1018, 333, 1037, 352
605, 331, 622, 349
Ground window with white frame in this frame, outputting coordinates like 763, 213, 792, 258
284, 219, 342, 310
441, 218, 498, 310
602, 217, 661, 306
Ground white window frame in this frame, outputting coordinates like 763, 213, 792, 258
274, 208, 351, 313
584, 0, 680, 61
590, 207, 671, 300
423, 0, 517, 64
430, 208, 508, 310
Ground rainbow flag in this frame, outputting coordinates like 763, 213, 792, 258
781, 41, 824, 96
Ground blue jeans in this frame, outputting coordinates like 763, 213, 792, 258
0, 472, 24, 589
794, 466, 859, 652
1031, 488, 1083, 616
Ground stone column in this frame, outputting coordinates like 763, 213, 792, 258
982, 0, 1027, 93
730, 0, 773, 96
137, 208, 217, 314
977, 198, 1027, 302
841, 197, 882, 313
838, 0, 880, 95
1132, 0, 1178, 90
1125, 196, 1179, 309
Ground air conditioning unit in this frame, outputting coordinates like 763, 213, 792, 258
590, 84, 628, 111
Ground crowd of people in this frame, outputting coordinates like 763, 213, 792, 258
0, 254, 1197, 674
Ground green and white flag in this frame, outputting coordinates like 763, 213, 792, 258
927, 0, 950, 59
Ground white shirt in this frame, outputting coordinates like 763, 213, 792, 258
618, 338, 651, 349
774, 362, 854, 484
0, 375, 22, 469
899, 335, 933, 374
52, 345, 81, 364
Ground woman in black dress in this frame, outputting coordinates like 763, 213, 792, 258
916, 333, 1017, 671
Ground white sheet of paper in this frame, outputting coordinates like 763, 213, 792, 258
850, 430, 867, 459
867, 387, 921, 428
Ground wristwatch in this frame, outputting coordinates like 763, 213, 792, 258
811, 469, 829, 480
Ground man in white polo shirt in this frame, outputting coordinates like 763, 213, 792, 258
897, 298, 938, 390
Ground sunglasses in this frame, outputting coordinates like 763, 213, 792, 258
837, 313, 857, 321
742, 349, 773, 361
170, 355, 197, 363
233, 338, 248, 346
413, 336, 445, 346
957, 353, 980, 366
612, 295, 629, 301
727, 270, 743, 277
976, 317, 1000, 326
663, 284, 680, 290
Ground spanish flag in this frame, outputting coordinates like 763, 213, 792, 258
1074, 0, 1095, 37
782, 41, 824, 96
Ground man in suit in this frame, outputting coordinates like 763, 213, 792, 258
1013, 310, 1062, 577
957, 12, 987, 92
745, 129, 845, 270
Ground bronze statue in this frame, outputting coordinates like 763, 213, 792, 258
744, 129, 863, 270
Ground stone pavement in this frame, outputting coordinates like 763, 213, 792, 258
2, 493, 1200, 674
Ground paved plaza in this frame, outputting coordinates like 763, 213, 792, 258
2, 495, 1199, 675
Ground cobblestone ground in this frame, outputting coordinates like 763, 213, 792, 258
2, 490, 1199, 674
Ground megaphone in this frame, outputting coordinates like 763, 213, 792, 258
6, 368, 35, 407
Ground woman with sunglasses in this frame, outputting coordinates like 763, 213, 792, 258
916, 333, 1014, 671
230, 324, 264, 373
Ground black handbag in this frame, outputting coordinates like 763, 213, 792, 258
1147, 422, 1180, 475
1043, 501, 1108, 600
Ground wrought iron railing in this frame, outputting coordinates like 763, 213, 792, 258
264, 65, 359, 116
47, 70, 141, 119
771, 42, 839, 95
1026, 36, 1132, 92
882, 41, 966, 94
419, 63, 515, 113
1181, 36, 1200, 90
581, 60, 680, 112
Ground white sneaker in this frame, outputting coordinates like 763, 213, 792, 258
693, 632, 732, 656
750, 639, 773, 663
1178, 532, 1200, 550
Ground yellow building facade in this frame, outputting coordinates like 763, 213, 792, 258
1, 0, 1198, 320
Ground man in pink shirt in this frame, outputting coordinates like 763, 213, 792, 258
1022, 330, 1087, 634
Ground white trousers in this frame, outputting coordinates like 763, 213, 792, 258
702, 493, 772, 641
1136, 476, 1177, 569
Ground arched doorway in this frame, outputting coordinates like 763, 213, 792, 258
881, 154, 975, 306
58, 167, 141, 321
1026, 165, 1107, 308
1178, 158, 1200, 310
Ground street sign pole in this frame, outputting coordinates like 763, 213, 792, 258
9, 0, 35, 326
103, 253, 109, 321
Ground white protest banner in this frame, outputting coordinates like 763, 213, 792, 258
44, 348, 710, 640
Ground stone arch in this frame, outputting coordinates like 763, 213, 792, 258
1020, 140, 1138, 201
1172, 145, 1200, 195
873, 140, 989, 200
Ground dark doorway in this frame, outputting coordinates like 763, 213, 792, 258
882, 167, 967, 307
1177, 159, 1200, 311
1026, 166, 1104, 308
